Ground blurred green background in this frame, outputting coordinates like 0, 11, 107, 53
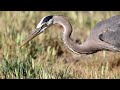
0, 11, 120, 79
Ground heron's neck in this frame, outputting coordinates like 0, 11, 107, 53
53, 16, 94, 54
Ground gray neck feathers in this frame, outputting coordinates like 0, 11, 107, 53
53, 16, 95, 54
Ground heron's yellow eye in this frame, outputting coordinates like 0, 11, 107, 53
41, 23, 48, 29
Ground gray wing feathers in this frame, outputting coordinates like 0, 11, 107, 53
99, 17, 120, 48
99, 28, 120, 48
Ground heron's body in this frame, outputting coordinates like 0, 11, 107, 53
89, 15, 120, 52
20, 15, 120, 55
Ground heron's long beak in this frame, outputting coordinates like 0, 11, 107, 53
20, 27, 42, 48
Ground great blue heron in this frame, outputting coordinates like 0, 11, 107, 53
20, 15, 120, 55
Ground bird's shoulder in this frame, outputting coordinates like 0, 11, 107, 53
99, 15, 120, 48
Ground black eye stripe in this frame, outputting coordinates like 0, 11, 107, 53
41, 23, 47, 29
42, 16, 53, 23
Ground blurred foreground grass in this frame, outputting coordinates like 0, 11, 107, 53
0, 11, 120, 79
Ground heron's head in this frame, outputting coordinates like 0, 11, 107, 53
36, 15, 53, 31
20, 15, 54, 48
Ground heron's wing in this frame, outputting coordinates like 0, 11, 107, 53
99, 24, 120, 48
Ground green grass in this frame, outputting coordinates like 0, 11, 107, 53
0, 11, 120, 79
